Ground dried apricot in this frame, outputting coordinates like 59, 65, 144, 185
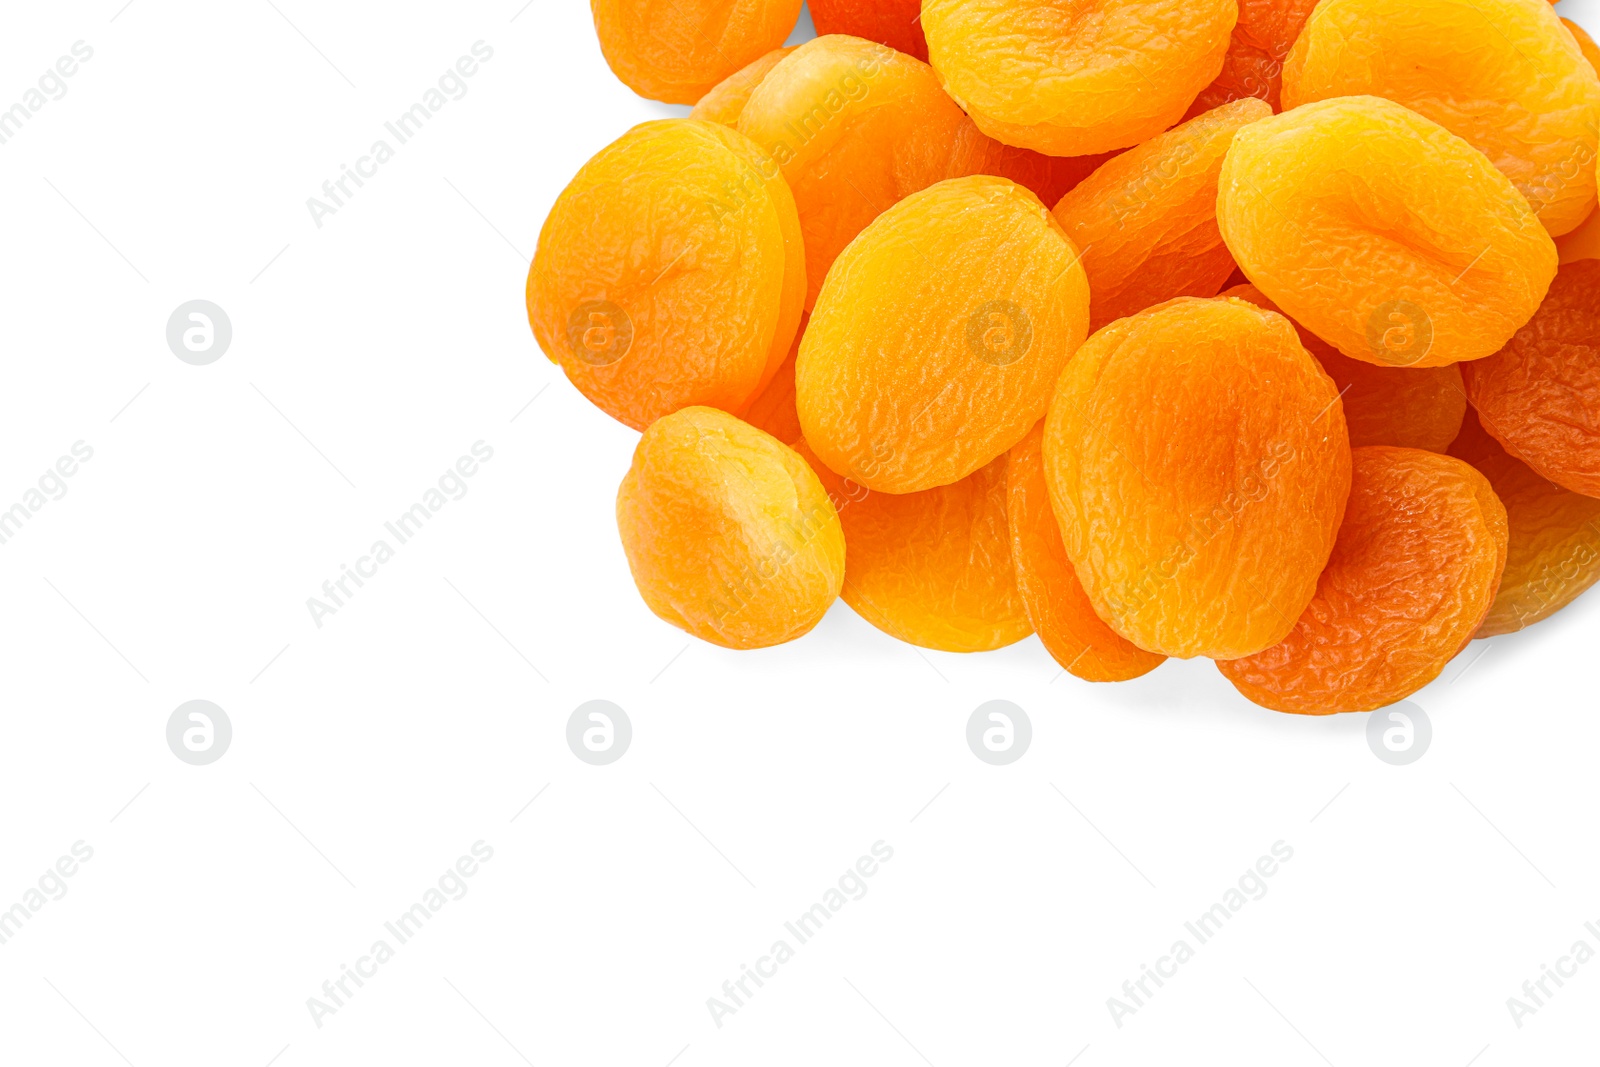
809, 0, 927, 61
1566, 18, 1600, 77
742, 311, 806, 446
797, 175, 1091, 494
592, 0, 802, 104
1282, 0, 1600, 236
1218, 447, 1508, 714
1462, 259, 1600, 497
1008, 422, 1164, 681
1557, 206, 1600, 265
1185, 0, 1321, 117
948, 132, 1119, 210
616, 407, 844, 649
1218, 96, 1558, 369
1449, 409, 1600, 635
922, 0, 1237, 156
798, 442, 1031, 652
1044, 296, 1351, 660
1052, 98, 1270, 331
527, 119, 805, 430
1223, 283, 1466, 451
690, 47, 795, 125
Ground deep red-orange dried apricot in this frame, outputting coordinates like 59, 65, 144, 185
1557, 206, 1600, 265
809, 0, 927, 61
1045, 297, 1351, 660
1008, 423, 1164, 681
1463, 258, 1600, 498
592, 0, 802, 104
1185, 0, 1321, 117
689, 47, 796, 125
1052, 98, 1270, 331
1218, 447, 1508, 714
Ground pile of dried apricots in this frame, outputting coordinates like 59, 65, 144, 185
529, 0, 1600, 714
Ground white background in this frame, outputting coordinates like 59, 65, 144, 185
1, 1, 1598, 1064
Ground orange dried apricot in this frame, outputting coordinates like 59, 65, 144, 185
1008, 422, 1165, 681
1185, 0, 1321, 117
689, 47, 796, 125
742, 311, 806, 446
1218, 96, 1558, 369
1223, 283, 1466, 451
809, 0, 927, 61
1449, 409, 1600, 635
922, 0, 1237, 156
1044, 296, 1351, 660
1462, 258, 1600, 497
1052, 98, 1270, 331
797, 175, 1091, 494
798, 442, 1032, 652
948, 133, 1119, 211
1566, 18, 1600, 76
527, 119, 805, 430
616, 407, 844, 649
1218, 447, 1508, 714
1556, 206, 1600, 265
592, 0, 802, 104
1282, 0, 1600, 236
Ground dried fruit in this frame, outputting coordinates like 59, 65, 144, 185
922, 0, 1237, 156
742, 311, 806, 446
591, 0, 802, 104
1008, 423, 1165, 680
1052, 98, 1270, 331
689, 47, 795, 125
616, 407, 845, 648
1044, 296, 1351, 660
797, 175, 1091, 494
1186, 0, 1321, 117
949, 133, 1119, 210
1223, 283, 1466, 451
809, 0, 927, 61
527, 119, 805, 430
1282, 0, 1600, 236
1566, 18, 1600, 76
1218, 447, 1508, 714
1218, 96, 1558, 369
1449, 409, 1600, 635
798, 443, 1031, 651
1557, 206, 1600, 265
1462, 259, 1600, 497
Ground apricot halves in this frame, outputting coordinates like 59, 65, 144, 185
592, 0, 802, 104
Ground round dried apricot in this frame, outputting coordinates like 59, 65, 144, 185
1223, 283, 1467, 451
1282, 0, 1600, 236
797, 175, 1091, 494
1185, 0, 1321, 118
616, 407, 844, 649
1449, 409, 1600, 636
1044, 296, 1351, 660
1008, 422, 1164, 681
527, 119, 805, 430
1218, 447, 1508, 714
1052, 98, 1270, 331
922, 0, 1237, 156
592, 0, 802, 104
689, 47, 795, 125
809, 0, 927, 61
797, 442, 1031, 652
1218, 96, 1558, 369
1462, 258, 1600, 497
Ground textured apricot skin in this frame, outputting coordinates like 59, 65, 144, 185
1449, 409, 1600, 635
528, 120, 805, 430
809, 0, 927, 61
689, 47, 796, 125
1053, 98, 1271, 331
797, 176, 1091, 495
1045, 297, 1351, 660
1557, 206, 1600, 265
1282, 0, 1600, 236
949, 133, 1119, 211
742, 311, 806, 446
922, 0, 1236, 157
1463, 259, 1600, 498
797, 443, 1031, 652
1218, 96, 1558, 369
1218, 447, 1508, 714
1223, 284, 1466, 451
1008, 423, 1165, 681
617, 408, 845, 648
1566, 18, 1600, 77
1185, 0, 1321, 118
591, 0, 802, 104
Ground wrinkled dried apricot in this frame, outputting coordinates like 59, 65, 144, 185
948, 133, 1119, 210
1186, 0, 1321, 117
592, 0, 802, 104
809, 0, 927, 61
797, 175, 1091, 494
1053, 98, 1270, 331
690, 47, 795, 125
742, 311, 806, 446
922, 0, 1236, 156
527, 119, 805, 430
1282, 0, 1600, 236
798, 442, 1032, 651
1463, 258, 1600, 497
1449, 409, 1600, 635
1218, 96, 1558, 369
616, 407, 844, 648
1218, 447, 1508, 714
1223, 283, 1467, 451
1044, 297, 1351, 660
1008, 423, 1165, 681
1566, 18, 1600, 76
